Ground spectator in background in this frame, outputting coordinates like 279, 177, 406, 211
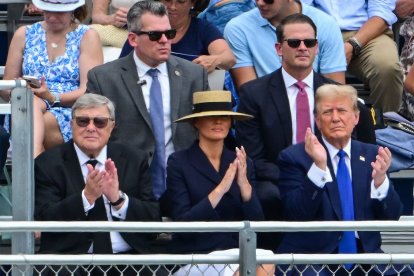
224, 0, 346, 91
119, 0, 235, 73
302, 0, 404, 113
236, 14, 375, 251
396, 0, 414, 121
198, 0, 256, 34
161, 90, 274, 275
276, 84, 405, 276
87, 0, 209, 200
0, 0, 103, 157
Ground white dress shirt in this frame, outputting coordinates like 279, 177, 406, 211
74, 144, 132, 253
133, 52, 175, 164
281, 68, 315, 144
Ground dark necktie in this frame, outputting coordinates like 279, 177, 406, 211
147, 69, 166, 199
86, 159, 98, 168
337, 149, 357, 269
85, 159, 112, 253
294, 81, 311, 143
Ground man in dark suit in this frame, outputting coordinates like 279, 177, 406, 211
235, 14, 375, 227
35, 94, 159, 260
87, 0, 209, 199
277, 84, 404, 275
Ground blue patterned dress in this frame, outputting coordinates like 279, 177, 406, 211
22, 22, 89, 141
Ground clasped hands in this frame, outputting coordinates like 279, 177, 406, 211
83, 158, 122, 206
304, 128, 392, 188
217, 146, 252, 202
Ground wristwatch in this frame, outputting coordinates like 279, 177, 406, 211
50, 94, 61, 108
347, 37, 362, 57
110, 191, 126, 206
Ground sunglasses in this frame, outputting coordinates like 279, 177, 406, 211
74, 116, 113, 129
263, 0, 274, 4
134, 29, 177, 41
284, 38, 317, 48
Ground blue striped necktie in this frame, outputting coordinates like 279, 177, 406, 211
147, 69, 166, 199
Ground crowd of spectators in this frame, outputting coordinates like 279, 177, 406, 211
0, 0, 413, 273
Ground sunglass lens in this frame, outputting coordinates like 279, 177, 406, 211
76, 117, 90, 127
304, 39, 317, 47
93, 118, 109, 128
287, 39, 301, 48
165, 29, 177, 39
148, 31, 163, 41
263, 0, 274, 4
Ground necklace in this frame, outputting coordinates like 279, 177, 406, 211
51, 42, 59, 49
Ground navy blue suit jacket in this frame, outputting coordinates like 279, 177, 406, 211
161, 142, 264, 253
276, 139, 402, 254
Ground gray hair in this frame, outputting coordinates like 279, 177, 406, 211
127, 0, 168, 33
314, 84, 359, 114
72, 94, 115, 120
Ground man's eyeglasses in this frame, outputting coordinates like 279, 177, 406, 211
134, 29, 177, 41
284, 38, 317, 48
74, 116, 113, 129
263, 0, 274, 4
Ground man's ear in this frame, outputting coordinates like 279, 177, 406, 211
275, 43, 283, 57
127, 33, 138, 48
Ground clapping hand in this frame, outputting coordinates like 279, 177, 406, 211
304, 128, 327, 170
371, 146, 392, 188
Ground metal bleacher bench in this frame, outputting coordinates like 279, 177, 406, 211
382, 215, 414, 253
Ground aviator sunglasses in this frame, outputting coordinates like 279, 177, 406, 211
284, 38, 318, 48
74, 116, 113, 129
134, 29, 177, 41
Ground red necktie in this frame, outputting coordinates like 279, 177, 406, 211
295, 81, 311, 143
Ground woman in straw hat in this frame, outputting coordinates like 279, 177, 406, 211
1, 0, 103, 157
161, 90, 274, 276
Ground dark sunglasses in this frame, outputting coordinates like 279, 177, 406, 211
284, 38, 317, 48
134, 29, 177, 41
74, 116, 113, 129
263, 0, 274, 4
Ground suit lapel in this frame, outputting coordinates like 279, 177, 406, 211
107, 143, 126, 189
269, 69, 292, 145
63, 141, 86, 193
121, 53, 152, 129
167, 57, 184, 139
350, 141, 369, 220
188, 143, 225, 186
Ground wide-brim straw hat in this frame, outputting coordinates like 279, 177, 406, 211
32, 0, 85, 12
175, 90, 253, 123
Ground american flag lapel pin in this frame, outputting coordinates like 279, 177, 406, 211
359, 156, 365, 162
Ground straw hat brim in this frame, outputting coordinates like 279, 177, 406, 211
175, 111, 253, 123
32, 0, 85, 12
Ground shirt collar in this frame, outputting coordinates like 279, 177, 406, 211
133, 51, 168, 79
322, 136, 352, 160
282, 68, 314, 90
74, 143, 108, 167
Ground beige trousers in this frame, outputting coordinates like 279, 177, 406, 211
343, 30, 404, 112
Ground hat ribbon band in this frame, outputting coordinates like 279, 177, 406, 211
193, 102, 233, 113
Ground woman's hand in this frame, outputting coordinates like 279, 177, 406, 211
193, 55, 220, 73
235, 146, 252, 202
31, 76, 54, 104
208, 160, 237, 208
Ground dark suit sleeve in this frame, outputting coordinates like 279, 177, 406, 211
236, 84, 280, 183
277, 146, 326, 221
163, 153, 221, 221
34, 159, 87, 221
86, 69, 104, 95
122, 149, 160, 222
354, 101, 376, 144
371, 179, 402, 220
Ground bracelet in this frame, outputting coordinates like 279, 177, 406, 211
42, 99, 51, 110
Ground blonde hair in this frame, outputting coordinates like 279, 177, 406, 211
314, 84, 360, 114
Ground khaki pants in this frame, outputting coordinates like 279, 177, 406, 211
343, 30, 404, 112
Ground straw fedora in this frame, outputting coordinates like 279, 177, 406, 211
175, 90, 253, 122
32, 0, 85, 12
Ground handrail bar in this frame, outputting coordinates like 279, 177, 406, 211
1, 220, 414, 232
0, 253, 414, 265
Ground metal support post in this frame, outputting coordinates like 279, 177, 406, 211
239, 221, 257, 276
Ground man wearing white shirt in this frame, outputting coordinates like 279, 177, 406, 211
276, 84, 405, 275
35, 94, 160, 266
